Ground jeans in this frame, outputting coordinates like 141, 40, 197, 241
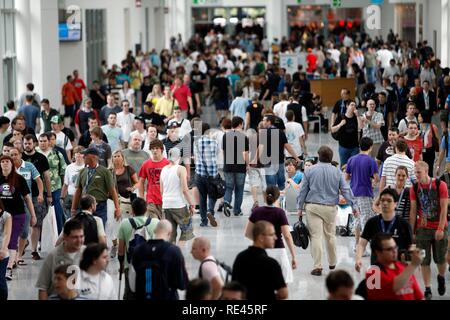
224, 172, 246, 214
366, 67, 376, 84
195, 175, 217, 225
338, 146, 359, 167
52, 189, 65, 235
265, 163, 286, 191
95, 201, 108, 229
0, 257, 8, 300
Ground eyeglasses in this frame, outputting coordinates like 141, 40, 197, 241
381, 245, 398, 252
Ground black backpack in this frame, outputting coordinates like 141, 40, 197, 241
199, 259, 233, 284
73, 212, 99, 245
134, 241, 172, 300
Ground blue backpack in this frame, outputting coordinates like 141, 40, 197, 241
127, 217, 152, 264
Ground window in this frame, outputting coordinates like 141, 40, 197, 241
1, 0, 17, 103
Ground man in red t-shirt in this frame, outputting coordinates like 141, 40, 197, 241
73, 70, 88, 102
404, 121, 423, 162
138, 139, 170, 219
306, 48, 317, 74
171, 77, 194, 119
410, 161, 448, 299
365, 233, 424, 300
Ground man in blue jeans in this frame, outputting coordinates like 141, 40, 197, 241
259, 114, 300, 191
194, 123, 219, 227
222, 117, 249, 216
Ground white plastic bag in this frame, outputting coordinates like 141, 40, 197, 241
41, 206, 58, 253
105, 199, 117, 248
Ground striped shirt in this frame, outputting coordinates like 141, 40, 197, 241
194, 136, 218, 177
381, 154, 416, 188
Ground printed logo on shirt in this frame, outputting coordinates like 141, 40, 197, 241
0, 183, 15, 197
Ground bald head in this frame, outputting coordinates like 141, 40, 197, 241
154, 220, 173, 241
191, 237, 212, 261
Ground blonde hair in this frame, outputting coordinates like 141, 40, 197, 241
415, 160, 429, 172
110, 150, 128, 169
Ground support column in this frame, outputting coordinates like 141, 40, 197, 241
15, 0, 32, 100
266, 0, 283, 42
30, 0, 61, 112
441, 0, 449, 67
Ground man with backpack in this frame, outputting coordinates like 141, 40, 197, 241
410, 161, 448, 299
129, 220, 189, 300
191, 237, 225, 300
117, 198, 159, 300
67, 195, 106, 245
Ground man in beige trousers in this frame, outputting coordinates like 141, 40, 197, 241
297, 146, 358, 276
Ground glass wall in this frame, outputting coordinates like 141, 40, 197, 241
86, 9, 107, 85
1, 0, 16, 103
192, 7, 266, 39
288, 5, 362, 46
395, 3, 416, 45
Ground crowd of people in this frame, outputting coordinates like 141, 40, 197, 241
0, 26, 450, 301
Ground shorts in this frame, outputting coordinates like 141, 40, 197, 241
34, 198, 48, 228
163, 207, 194, 242
416, 227, 449, 266
354, 197, 375, 232
248, 167, 266, 189
9, 214, 26, 251
119, 195, 133, 217
147, 203, 163, 220
214, 99, 229, 111
64, 104, 75, 118
63, 195, 73, 219
20, 209, 31, 239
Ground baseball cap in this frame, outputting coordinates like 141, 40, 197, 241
81, 147, 99, 157
50, 115, 63, 124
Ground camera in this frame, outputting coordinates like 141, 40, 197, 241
404, 248, 426, 262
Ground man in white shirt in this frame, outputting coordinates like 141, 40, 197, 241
117, 100, 135, 147
51, 115, 73, 160
285, 110, 305, 157
383, 59, 401, 82
191, 237, 224, 300
273, 93, 290, 125
377, 45, 394, 71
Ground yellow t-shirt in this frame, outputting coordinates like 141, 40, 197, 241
155, 97, 178, 117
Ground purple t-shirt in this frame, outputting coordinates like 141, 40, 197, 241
249, 206, 289, 248
346, 153, 378, 197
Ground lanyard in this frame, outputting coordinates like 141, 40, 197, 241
395, 188, 406, 211
418, 179, 433, 196
379, 215, 397, 233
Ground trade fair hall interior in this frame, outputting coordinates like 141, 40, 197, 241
1, 0, 450, 301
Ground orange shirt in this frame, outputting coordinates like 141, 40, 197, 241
62, 82, 78, 106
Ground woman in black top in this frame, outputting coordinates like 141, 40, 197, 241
331, 101, 363, 167
0, 155, 36, 280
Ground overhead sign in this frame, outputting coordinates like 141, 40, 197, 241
192, 0, 223, 5
280, 54, 299, 75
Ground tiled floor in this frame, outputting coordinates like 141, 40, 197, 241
7, 131, 450, 300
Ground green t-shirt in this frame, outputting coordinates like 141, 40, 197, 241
76, 165, 114, 201
117, 216, 159, 267
122, 149, 150, 174
39, 149, 66, 192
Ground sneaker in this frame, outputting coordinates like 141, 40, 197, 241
207, 212, 218, 227
438, 275, 446, 296
31, 251, 41, 260
251, 202, 259, 211
217, 203, 224, 212
223, 203, 232, 217
200, 222, 208, 227
110, 245, 118, 259
425, 288, 432, 300
5, 268, 12, 281
234, 212, 243, 216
